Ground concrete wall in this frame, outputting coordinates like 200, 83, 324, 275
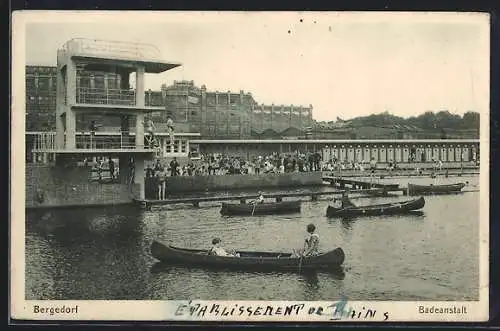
26, 164, 139, 208
163, 171, 323, 193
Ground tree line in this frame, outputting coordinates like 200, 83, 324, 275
331, 111, 480, 131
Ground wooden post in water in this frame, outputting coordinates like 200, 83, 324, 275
138, 201, 151, 211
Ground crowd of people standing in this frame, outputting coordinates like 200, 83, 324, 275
193, 151, 324, 176
143, 152, 324, 200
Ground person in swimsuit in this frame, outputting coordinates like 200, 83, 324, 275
257, 191, 265, 204
302, 223, 320, 256
250, 191, 265, 205
292, 223, 320, 257
208, 238, 240, 257
144, 118, 156, 147
166, 116, 174, 144
340, 191, 355, 208
156, 166, 168, 200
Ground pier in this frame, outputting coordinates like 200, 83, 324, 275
322, 176, 400, 191
134, 186, 407, 209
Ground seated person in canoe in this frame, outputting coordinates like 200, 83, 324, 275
208, 238, 240, 257
332, 192, 356, 209
249, 191, 265, 204
292, 223, 320, 258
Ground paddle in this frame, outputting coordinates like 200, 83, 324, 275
298, 254, 303, 273
251, 202, 256, 216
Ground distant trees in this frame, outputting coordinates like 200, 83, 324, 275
327, 110, 480, 131
460, 111, 480, 129
410, 110, 479, 130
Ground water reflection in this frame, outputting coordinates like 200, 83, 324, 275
150, 262, 344, 281
26, 205, 149, 300
149, 262, 344, 300
340, 218, 354, 231
328, 210, 426, 224
302, 270, 319, 288
27, 205, 143, 245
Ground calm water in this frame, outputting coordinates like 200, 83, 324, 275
26, 176, 480, 301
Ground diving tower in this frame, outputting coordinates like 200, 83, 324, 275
54, 38, 181, 151
35, 38, 182, 200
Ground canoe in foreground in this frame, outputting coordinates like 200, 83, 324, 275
407, 183, 466, 195
326, 196, 425, 218
150, 241, 345, 271
220, 201, 301, 216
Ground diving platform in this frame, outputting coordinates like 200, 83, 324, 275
44, 37, 184, 201
62, 38, 181, 73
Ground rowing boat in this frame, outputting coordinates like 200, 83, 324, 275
407, 183, 466, 195
326, 196, 425, 218
150, 241, 345, 271
220, 201, 301, 216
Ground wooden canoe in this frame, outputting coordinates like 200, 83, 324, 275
326, 196, 425, 218
150, 241, 345, 271
220, 201, 301, 216
407, 183, 466, 195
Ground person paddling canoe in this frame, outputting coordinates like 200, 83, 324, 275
332, 191, 356, 209
339, 191, 356, 208
292, 223, 320, 258
249, 191, 265, 204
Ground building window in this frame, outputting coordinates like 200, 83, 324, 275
180, 140, 187, 153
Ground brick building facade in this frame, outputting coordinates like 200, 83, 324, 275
25, 65, 313, 138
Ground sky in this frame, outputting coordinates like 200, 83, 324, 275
17, 11, 489, 121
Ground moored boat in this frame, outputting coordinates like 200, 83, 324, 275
220, 201, 301, 216
407, 182, 466, 195
326, 196, 425, 218
150, 241, 345, 271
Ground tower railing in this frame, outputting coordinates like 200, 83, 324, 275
76, 87, 136, 106
62, 38, 162, 61
33, 132, 56, 150
30, 132, 160, 151
76, 134, 138, 149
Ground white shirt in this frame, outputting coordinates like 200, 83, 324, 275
212, 246, 229, 256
